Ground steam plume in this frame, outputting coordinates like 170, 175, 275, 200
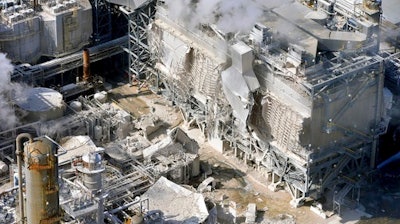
0, 53, 24, 131
164, 0, 263, 33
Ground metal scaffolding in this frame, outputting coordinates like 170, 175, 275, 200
89, 0, 112, 45
120, 0, 156, 85
144, 0, 394, 210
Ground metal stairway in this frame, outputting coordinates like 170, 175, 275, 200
321, 155, 351, 188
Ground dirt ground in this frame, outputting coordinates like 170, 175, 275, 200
108, 84, 152, 117
185, 129, 320, 224
109, 84, 376, 224
109, 84, 182, 128
186, 130, 376, 224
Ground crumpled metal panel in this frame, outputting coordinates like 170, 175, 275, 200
142, 176, 209, 222
221, 42, 260, 129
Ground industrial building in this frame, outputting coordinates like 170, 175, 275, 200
0, 0, 400, 223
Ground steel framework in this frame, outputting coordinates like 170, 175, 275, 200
89, 0, 112, 45
120, 0, 156, 85
147, 11, 388, 207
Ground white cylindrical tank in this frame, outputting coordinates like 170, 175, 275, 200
94, 92, 107, 103
94, 125, 103, 142
14, 87, 65, 122
69, 100, 82, 111
24, 138, 60, 224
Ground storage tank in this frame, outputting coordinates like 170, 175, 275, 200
13, 87, 65, 122
23, 137, 60, 224
69, 100, 82, 111
94, 125, 103, 142
0, 7, 41, 63
94, 91, 107, 103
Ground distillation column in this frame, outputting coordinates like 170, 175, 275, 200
16, 134, 60, 224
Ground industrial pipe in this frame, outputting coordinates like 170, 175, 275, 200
43, 135, 67, 157
377, 151, 400, 169
107, 196, 141, 214
83, 48, 91, 82
16, 133, 33, 224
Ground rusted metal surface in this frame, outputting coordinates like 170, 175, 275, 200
83, 48, 91, 82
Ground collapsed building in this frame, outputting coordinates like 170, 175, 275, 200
0, 0, 399, 223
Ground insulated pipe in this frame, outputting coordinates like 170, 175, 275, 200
83, 48, 90, 82
107, 196, 141, 214
377, 151, 400, 169
16, 133, 33, 224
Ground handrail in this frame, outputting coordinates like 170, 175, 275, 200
42, 135, 67, 157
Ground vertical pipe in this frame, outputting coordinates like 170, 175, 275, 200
97, 197, 104, 224
32, 0, 38, 10
83, 48, 90, 82
371, 60, 385, 168
16, 133, 33, 224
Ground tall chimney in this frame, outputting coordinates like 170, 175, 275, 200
83, 48, 90, 82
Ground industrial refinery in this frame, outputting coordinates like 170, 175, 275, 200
0, 0, 400, 223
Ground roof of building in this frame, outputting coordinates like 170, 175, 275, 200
142, 176, 209, 223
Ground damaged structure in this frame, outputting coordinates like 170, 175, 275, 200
0, 0, 400, 223
147, 0, 392, 210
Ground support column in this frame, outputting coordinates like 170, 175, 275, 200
120, 1, 157, 85
89, 0, 112, 45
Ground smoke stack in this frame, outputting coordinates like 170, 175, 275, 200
83, 48, 90, 82
33, 0, 38, 11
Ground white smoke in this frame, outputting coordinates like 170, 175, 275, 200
164, 0, 264, 33
0, 53, 26, 131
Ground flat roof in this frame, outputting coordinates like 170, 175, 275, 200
58, 136, 97, 165
382, 0, 400, 24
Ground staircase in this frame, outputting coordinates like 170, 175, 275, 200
334, 183, 353, 205
333, 182, 359, 215
321, 155, 351, 188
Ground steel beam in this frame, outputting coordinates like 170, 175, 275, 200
120, 0, 156, 85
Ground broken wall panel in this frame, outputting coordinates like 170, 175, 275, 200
261, 94, 306, 159
150, 19, 228, 103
